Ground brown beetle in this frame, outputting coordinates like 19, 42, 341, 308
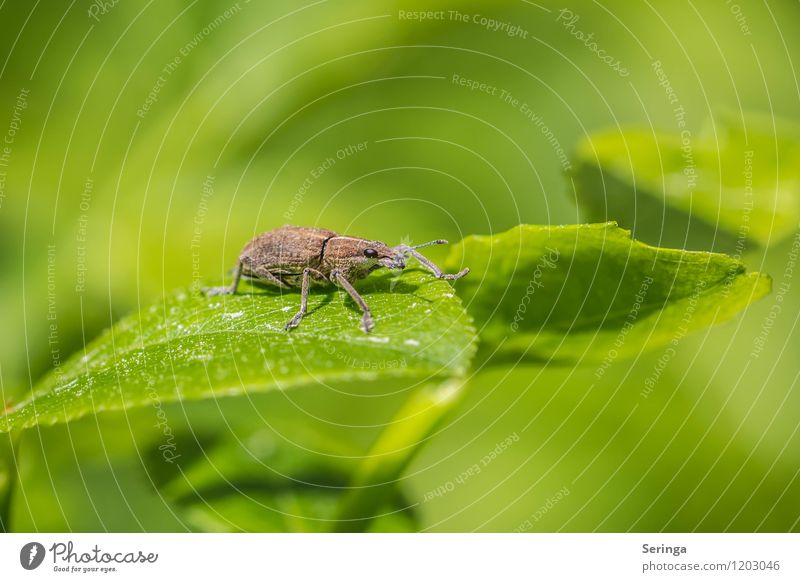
203, 225, 469, 333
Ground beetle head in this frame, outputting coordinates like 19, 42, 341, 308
366, 241, 406, 270
364, 239, 450, 272
324, 236, 451, 280
324, 237, 401, 278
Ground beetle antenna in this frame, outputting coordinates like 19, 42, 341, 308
409, 239, 448, 249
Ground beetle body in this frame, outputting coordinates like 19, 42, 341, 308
238, 226, 399, 286
204, 225, 468, 333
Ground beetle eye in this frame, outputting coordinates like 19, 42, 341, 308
363, 248, 378, 258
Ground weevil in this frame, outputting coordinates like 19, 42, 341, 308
203, 225, 469, 333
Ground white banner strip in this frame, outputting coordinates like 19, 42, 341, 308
1, 533, 797, 581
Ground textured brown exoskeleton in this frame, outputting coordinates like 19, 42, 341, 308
203, 225, 469, 333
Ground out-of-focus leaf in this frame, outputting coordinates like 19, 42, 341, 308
157, 424, 363, 532
177, 489, 417, 533
571, 113, 800, 248
0, 270, 476, 432
0, 432, 19, 531
446, 223, 770, 365
153, 410, 421, 532
332, 379, 465, 531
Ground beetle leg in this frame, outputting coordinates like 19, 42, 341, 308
203, 262, 243, 296
249, 264, 291, 289
285, 268, 312, 330
398, 247, 470, 281
330, 269, 374, 333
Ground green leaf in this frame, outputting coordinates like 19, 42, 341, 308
571, 113, 800, 248
155, 423, 370, 533
140, 379, 465, 533
446, 223, 771, 365
332, 379, 465, 532
0, 432, 20, 532
0, 270, 477, 433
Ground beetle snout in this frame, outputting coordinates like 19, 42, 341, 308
380, 255, 406, 270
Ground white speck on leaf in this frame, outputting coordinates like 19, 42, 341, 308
404, 339, 420, 347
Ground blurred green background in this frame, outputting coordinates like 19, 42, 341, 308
1, 0, 799, 531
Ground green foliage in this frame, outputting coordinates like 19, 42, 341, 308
156, 380, 462, 533
571, 114, 800, 248
331, 379, 465, 531
0, 433, 19, 531
151, 412, 418, 533
2, 0, 797, 533
3, 224, 771, 435
0, 220, 774, 532
446, 223, 771, 364
0, 271, 476, 433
